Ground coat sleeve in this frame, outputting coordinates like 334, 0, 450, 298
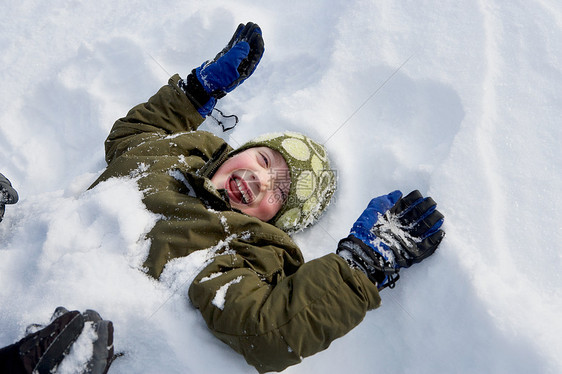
104, 74, 205, 165
188, 247, 381, 373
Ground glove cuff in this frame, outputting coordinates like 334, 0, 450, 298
178, 70, 217, 117
337, 235, 400, 290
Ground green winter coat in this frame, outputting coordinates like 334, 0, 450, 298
90, 75, 381, 373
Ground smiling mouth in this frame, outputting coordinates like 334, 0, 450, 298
228, 175, 253, 205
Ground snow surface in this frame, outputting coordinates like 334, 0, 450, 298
211, 276, 243, 311
1, 1, 561, 373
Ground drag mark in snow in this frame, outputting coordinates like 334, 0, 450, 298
477, 0, 511, 262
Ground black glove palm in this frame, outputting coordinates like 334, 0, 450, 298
337, 190, 445, 289
379, 190, 445, 267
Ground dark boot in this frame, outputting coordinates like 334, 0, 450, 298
19, 309, 85, 373
0, 343, 27, 374
2, 307, 116, 374
0, 172, 19, 223
82, 310, 115, 374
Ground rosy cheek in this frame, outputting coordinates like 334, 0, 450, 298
265, 195, 283, 216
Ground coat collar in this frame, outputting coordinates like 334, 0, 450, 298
189, 142, 236, 211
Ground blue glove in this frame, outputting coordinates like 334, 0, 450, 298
180, 22, 264, 117
337, 190, 445, 289
196, 22, 264, 96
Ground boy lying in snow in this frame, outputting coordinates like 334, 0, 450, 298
0, 23, 445, 373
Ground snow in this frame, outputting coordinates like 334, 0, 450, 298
211, 276, 243, 311
1, 0, 561, 373
58, 321, 97, 374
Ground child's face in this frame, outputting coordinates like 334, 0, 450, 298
210, 147, 291, 222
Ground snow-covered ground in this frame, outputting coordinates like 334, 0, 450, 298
1, 1, 561, 373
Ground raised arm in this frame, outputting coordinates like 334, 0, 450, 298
104, 76, 204, 164
104, 23, 264, 165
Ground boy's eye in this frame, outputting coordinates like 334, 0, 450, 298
260, 153, 269, 167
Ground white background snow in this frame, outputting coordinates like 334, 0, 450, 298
1, 1, 561, 373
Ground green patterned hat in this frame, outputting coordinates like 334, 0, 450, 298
236, 131, 337, 233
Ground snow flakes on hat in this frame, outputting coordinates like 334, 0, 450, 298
237, 132, 337, 233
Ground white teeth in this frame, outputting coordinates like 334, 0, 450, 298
235, 178, 250, 204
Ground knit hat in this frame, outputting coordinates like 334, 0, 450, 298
235, 132, 337, 233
